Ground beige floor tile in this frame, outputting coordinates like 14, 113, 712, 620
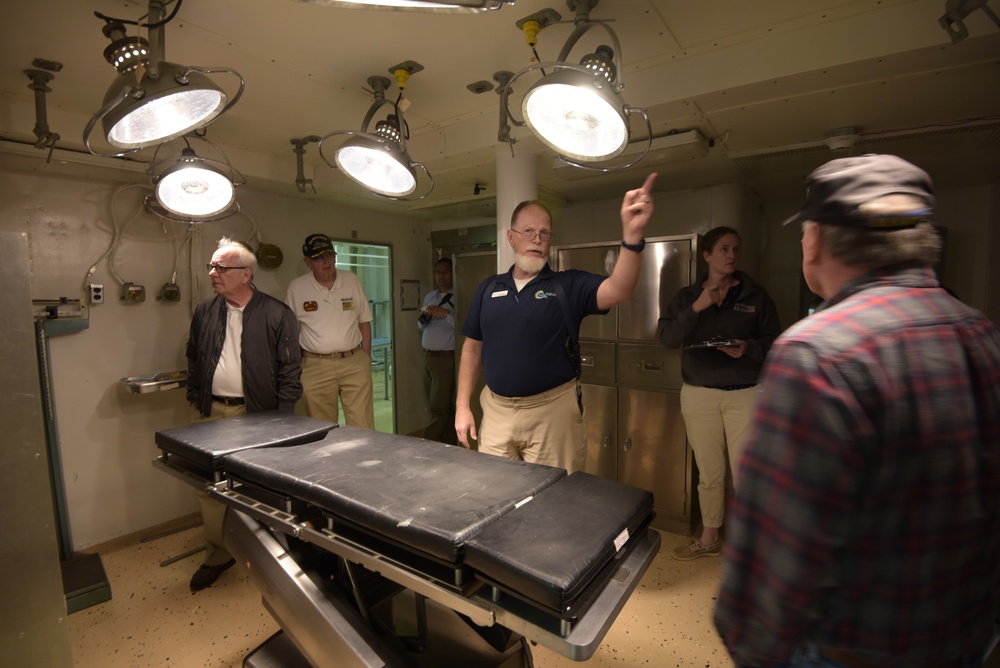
68, 523, 731, 667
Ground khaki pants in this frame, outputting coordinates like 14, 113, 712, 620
679, 383, 758, 529
301, 350, 375, 429
190, 402, 246, 566
479, 378, 586, 473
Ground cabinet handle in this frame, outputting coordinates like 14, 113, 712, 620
602, 436, 610, 449
624, 437, 632, 452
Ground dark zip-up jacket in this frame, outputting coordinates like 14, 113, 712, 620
186, 288, 302, 417
657, 271, 781, 387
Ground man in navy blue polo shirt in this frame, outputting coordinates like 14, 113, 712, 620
455, 173, 657, 473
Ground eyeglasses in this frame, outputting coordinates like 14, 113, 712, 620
510, 228, 554, 242
207, 263, 247, 274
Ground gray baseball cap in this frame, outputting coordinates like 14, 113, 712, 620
783, 154, 934, 228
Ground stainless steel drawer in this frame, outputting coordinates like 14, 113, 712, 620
617, 343, 682, 391
579, 340, 616, 386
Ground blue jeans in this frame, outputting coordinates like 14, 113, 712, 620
780, 644, 986, 668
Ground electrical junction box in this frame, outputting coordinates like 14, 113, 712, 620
88, 283, 104, 304
158, 283, 181, 302
121, 282, 146, 304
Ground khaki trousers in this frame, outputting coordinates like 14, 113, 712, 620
679, 383, 758, 529
190, 402, 246, 566
479, 378, 586, 473
301, 350, 375, 429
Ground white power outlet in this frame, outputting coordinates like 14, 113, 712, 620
88, 283, 104, 304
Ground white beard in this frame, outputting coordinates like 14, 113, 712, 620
514, 253, 546, 275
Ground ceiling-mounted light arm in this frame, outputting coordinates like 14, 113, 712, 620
24, 69, 61, 159
555, 20, 626, 94
291, 135, 321, 194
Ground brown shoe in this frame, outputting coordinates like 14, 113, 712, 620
671, 539, 721, 561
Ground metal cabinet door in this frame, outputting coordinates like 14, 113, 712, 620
556, 244, 618, 341
581, 383, 616, 480
619, 388, 692, 535
618, 237, 695, 341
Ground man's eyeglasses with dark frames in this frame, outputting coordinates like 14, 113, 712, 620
207, 263, 247, 274
510, 228, 554, 242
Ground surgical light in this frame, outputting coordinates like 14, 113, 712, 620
84, 0, 244, 157
318, 70, 434, 200
291, 0, 513, 14
502, 0, 651, 171
147, 136, 244, 223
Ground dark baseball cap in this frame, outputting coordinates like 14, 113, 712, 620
783, 154, 934, 228
302, 233, 335, 258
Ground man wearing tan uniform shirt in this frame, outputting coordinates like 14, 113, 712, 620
285, 233, 375, 429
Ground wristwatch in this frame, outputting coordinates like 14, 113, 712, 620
621, 238, 646, 253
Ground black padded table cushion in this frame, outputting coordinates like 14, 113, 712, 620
154, 411, 337, 473
221, 426, 567, 564
464, 471, 654, 617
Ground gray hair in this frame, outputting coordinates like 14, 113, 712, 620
808, 196, 941, 270
217, 236, 258, 275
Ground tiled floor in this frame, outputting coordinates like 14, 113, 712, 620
67, 517, 734, 667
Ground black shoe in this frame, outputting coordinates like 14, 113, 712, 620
190, 558, 236, 591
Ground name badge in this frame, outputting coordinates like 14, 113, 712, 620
342, 299, 355, 311
491, 289, 508, 298
303, 301, 318, 312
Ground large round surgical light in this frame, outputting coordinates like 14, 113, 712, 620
335, 135, 417, 198
101, 63, 228, 150
155, 150, 236, 217
522, 70, 628, 162
521, 44, 629, 162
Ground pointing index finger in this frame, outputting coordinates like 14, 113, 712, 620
640, 172, 657, 194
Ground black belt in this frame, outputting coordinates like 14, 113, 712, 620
303, 349, 358, 360
705, 383, 756, 391
424, 350, 454, 357
211, 395, 245, 406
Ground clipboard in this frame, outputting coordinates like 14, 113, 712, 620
685, 338, 740, 349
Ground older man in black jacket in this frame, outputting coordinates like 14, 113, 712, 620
185, 237, 302, 590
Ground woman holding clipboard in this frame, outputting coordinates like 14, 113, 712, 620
658, 226, 781, 561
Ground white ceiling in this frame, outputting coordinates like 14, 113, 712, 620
2, 0, 998, 221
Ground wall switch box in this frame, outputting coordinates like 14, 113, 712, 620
158, 283, 181, 302
88, 283, 104, 304
121, 283, 145, 304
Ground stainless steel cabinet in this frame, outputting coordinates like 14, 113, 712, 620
561, 235, 699, 536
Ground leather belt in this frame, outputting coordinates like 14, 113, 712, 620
303, 349, 357, 360
424, 350, 454, 357
819, 647, 962, 668
211, 395, 245, 406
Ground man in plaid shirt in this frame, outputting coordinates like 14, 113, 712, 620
714, 154, 1000, 667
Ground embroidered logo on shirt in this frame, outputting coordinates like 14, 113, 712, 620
733, 303, 756, 313
342, 298, 355, 311
534, 290, 556, 299
303, 301, 318, 312
491, 289, 508, 298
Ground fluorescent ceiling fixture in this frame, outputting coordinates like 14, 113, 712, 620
293, 0, 512, 12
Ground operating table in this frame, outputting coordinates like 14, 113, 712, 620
153, 412, 661, 667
